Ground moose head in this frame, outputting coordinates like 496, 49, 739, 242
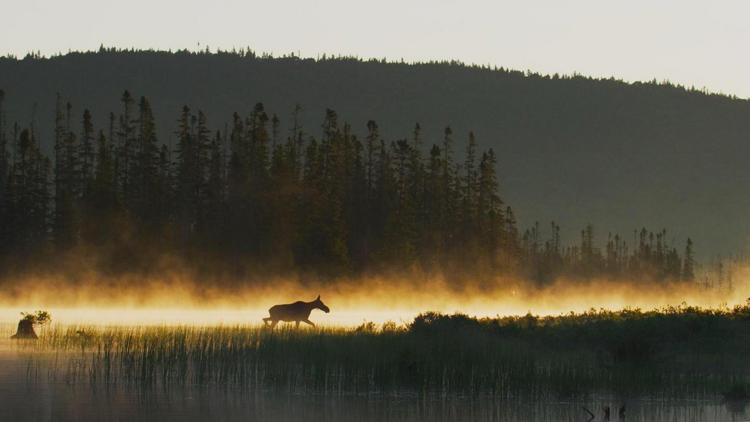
314, 295, 330, 313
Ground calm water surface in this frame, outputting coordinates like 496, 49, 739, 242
0, 351, 746, 422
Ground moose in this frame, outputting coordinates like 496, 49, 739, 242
263, 295, 330, 328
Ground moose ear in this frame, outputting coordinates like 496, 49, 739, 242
316, 295, 321, 300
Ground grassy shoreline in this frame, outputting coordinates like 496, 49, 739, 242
7, 305, 750, 400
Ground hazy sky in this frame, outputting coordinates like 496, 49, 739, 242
3, 0, 749, 98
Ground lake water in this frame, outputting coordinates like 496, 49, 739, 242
1, 351, 746, 422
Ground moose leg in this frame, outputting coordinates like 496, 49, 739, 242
295, 321, 300, 328
270, 320, 278, 329
303, 319, 315, 327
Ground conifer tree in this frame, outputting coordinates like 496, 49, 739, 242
79, 109, 95, 195
116, 91, 135, 208
205, 130, 225, 241
683, 238, 695, 280
425, 144, 444, 260
174, 105, 197, 239
464, 131, 478, 219
93, 130, 115, 212
478, 148, 503, 259
0, 90, 8, 249
289, 103, 304, 178
53, 96, 78, 248
11, 128, 50, 252
0, 90, 7, 188
128, 97, 160, 226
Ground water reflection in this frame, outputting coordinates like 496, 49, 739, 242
1, 354, 746, 422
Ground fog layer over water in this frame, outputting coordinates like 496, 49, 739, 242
0, 268, 748, 326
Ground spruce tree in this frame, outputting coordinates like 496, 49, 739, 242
0, 90, 8, 249
116, 91, 135, 208
128, 97, 160, 226
682, 238, 695, 281
174, 105, 196, 239
79, 109, 95, 196
52, 96, 78, 248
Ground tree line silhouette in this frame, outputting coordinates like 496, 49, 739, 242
3, 49, 748, 260
0, 89, 695, 282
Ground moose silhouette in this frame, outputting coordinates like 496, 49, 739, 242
263, 295, 330, 328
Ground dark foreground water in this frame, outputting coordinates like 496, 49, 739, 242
0, 353, 747, 422
1, 382, 746, 422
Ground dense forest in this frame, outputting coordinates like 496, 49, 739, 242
0, 49, 747, 261
0, 89, 695, 283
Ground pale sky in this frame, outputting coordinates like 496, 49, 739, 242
2, 0, 749, 98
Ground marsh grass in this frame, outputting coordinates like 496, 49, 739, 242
9, 304, 750, 400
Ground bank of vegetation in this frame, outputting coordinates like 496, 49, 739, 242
15, 305, 750, 399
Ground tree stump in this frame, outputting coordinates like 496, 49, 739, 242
10, 319, 37, 339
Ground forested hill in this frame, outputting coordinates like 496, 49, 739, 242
1, 49, 749, 258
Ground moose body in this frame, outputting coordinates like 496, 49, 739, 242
263, 296, 330, 328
